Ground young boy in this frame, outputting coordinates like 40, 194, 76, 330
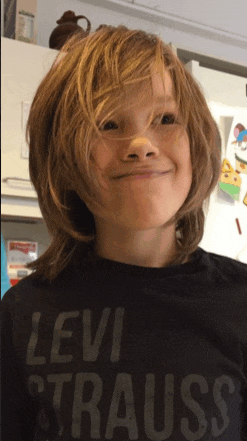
1, 25, 247, 441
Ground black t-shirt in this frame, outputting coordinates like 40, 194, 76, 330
1, 246, 247, 441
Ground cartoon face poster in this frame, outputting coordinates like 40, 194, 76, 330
219, 114, 247, 206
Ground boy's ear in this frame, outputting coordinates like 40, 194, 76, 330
53, 51, 67, 67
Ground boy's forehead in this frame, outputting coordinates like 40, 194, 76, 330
121, 70, 175, 107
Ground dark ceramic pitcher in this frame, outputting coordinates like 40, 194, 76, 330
49, 10, 91, 50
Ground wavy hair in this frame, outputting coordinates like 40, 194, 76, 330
26, 25, 221, 280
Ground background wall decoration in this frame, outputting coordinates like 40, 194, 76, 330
219, 114, 247, 205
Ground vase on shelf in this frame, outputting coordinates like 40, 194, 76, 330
49, 10, 91, 50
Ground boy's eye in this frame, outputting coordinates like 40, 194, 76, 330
99, 121, 118, 131
154, 114, 176, 125
98, 114, 176, 131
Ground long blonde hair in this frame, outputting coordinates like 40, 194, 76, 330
26, 25, 221, 280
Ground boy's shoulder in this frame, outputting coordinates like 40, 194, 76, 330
1, 249, 246, 308
1, 273, 37, 305
1, 263, 79, 313
200, 248, 247, 286
205, 249, 247, 273
1, 272, 56, 311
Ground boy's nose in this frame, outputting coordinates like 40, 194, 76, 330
124, 137, 159, 160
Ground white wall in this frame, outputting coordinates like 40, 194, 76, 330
134, 0, 246, 37
36, 0, 247, 67
36, 0, 161, 47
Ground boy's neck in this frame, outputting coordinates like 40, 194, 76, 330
93, 223, 181, 268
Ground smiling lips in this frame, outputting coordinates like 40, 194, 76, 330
114, 170, 171, 179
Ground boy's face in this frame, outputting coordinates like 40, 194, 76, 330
88, 68, 192, 232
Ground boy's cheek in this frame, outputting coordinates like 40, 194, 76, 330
90, 141, 113, 169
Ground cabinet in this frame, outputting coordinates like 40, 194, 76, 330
1, 37, 58, 200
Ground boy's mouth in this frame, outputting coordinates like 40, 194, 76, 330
113, 169, 171, 179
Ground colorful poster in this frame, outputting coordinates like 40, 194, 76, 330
219, 115, 247, 206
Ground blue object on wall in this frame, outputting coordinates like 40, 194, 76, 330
1, 233, 10, 298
